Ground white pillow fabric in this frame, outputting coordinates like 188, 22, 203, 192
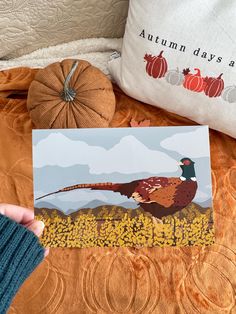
109, 0, 236, 139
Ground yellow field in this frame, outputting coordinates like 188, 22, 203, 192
36, 205, 214, 248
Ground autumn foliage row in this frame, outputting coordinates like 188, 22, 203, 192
37, 208, 214, 248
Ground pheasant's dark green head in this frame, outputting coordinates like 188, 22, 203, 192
179, 158, 196, 181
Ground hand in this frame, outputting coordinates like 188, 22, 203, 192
0, 203, 49, 257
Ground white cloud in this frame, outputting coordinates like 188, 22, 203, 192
33, 133, 178, 174
160, 127, 209, 158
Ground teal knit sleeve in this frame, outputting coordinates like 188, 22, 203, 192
0, 213, 45, 314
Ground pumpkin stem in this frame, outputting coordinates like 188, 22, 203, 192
61, 60, 79, 102
217, 73, 223, 79
158, 50, 164, 57
194, 68, 201, 76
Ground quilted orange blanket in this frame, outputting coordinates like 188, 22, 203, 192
0, 67, 235, 314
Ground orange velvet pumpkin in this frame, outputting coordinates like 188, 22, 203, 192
27, 59, 116, 128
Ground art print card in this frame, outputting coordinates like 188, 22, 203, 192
33, 126, 214, 248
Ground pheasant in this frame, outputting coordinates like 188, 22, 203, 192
36, 158, 198, 219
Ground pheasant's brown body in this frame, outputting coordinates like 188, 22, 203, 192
38, 175, 198, 219
140, 179, 198, 218
36, 158, 198, 219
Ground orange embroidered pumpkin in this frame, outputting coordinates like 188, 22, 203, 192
144, 51, 168, 78
204, 73, 224, 98
27, 59, 116, 129
183, 68, 205, 92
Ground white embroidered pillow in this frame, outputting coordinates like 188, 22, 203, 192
109, 0, 236, 138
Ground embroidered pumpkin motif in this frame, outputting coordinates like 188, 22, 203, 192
204, 73, 224, 98
165, 68, 184, 86
143, 52, 233, 104
144, 50, 168, 78
183, 68, 205, 93
222, 85, 236, 103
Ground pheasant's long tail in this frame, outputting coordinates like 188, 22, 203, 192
35, 190, 61, 201
35, 182, 122, 201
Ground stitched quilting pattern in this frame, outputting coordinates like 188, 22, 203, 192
0, 0, 128, 59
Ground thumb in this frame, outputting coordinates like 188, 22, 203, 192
27, 220, 45, 237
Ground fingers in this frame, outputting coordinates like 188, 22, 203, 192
27, 220, 45, 237
26, 221, 50, 257
27, 220, 49, 257
0, 203, 34, 224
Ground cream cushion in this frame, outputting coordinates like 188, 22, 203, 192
0, 0, 128, 59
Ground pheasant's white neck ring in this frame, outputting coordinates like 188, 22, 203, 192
180, 176, 197, 182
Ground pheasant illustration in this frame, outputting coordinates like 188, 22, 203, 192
36, 158, 198, 219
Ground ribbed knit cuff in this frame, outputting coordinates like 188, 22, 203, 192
0, 213, 45, 314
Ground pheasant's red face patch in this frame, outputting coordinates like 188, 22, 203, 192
183, 159, 191, 166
